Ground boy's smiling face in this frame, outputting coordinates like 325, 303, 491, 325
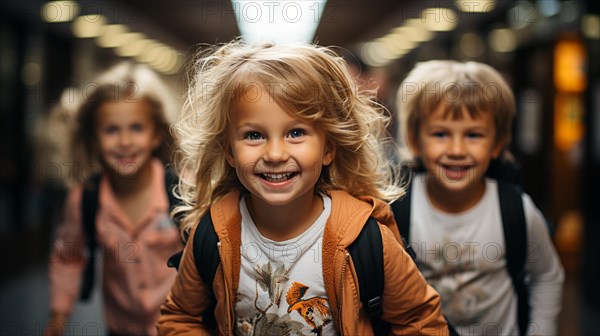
226, 84, 335, 208
409, 104, 504, 197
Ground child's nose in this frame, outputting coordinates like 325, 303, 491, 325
448, 138, 466, 156
118, 131, 132, 147
264, 139, 288, 162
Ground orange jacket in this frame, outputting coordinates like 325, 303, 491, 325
158, 190, 448, 335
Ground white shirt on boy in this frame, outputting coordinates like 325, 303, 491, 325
409, 174, 564, 336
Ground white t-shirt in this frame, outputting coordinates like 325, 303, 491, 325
235, 195, 337, 336
409, 174, 564, 336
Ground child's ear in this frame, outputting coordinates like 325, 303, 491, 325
407, 131, 421, 157
225, 145, 235, 167
322, 142, 336, 166
151, 130, 163, 150
491, 137, 507, 159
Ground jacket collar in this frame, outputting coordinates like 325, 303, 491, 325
208, 189, 397, 248
208, 189, 398, 328
326, 190, 398, 246
210, 190, 243, 293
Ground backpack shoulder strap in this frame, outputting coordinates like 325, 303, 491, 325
391, 186, 411, 239
349, 217, 390, 336
163, 164, 186, 230
349, 216, 461, 336
80, 173, 102, 301
390, 186, 416, 260
192, 212, 220, 286
193, 211, 219, 329
487, 158, 523, 186
497, 180, 530, 335
164, 164, 178, 211
167, 211, 220, 329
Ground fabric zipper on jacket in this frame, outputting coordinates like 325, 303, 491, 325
337, 250, 350, 334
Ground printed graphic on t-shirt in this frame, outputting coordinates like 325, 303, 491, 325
286, 281, 332, 334
235, 262, 333, 336
417, 239, 490, 324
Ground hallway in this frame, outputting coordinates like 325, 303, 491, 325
1, 263, 104, 335
0, 259, 587, 335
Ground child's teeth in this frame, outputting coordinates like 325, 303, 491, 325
262, 173, 294, 182
447, 166, 465, 171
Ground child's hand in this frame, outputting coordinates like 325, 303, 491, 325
45, 312, 68, 336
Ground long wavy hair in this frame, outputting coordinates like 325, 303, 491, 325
71, 62, 177, 182
173, 40, 403, 233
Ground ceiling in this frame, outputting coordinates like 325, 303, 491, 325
120, 0, 418, 49
0, 0, 524, 74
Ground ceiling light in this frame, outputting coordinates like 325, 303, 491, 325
362, 41, 397, 67
385, 32, 417, 52
116, 36, 151, 57
421, 7, 459, 31
489, 28, 517, 52
582, 14, 600, 40
96, 24, 129, 48
231, 0, 327, 43
455, 0, 496, 13
72, 15, 107, 38
537, 0, 560, 17
41, 1, 79, 22
111, 32, 146, 55
395, 20, 434, 42
136, 42, 163, 64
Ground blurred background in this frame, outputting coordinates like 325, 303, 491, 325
0, 0, 598, 334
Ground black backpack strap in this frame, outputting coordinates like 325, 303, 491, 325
349, 217, 390, 336
163, 164, 186, 230
349, 216, 461, 336
166, 211, 219, 329
193, 212, 220, 330
80, 174, 102, 301
486, 158, 523, 186
164, 164, 178, 211
390, 184, 461, 336
390, 186, 416, 260
498, 180, 530, 335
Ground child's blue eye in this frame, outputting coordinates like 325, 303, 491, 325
244, 131, 263, 141
467, 132, 483, 139
432, 132, 447, 138
288, 129, 306, 138
103, 126, 119, 134
131, 123, 144, 132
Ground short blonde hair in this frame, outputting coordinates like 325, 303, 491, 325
173, 40, 402, 232
396, 60, 516, 162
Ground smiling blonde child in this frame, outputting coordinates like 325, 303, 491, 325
158, 40, 448, 335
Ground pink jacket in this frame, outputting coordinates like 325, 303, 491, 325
49, 160, 181, 335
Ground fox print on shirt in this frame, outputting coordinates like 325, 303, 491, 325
235, 195, 336, 335
235, 263, 333, 336
286, 282, 332, 335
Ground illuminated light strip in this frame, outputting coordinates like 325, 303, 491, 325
41, 1, 79, 23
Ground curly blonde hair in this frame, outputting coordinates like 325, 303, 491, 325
396, 60, 516, 163
173, 40, 403, 233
